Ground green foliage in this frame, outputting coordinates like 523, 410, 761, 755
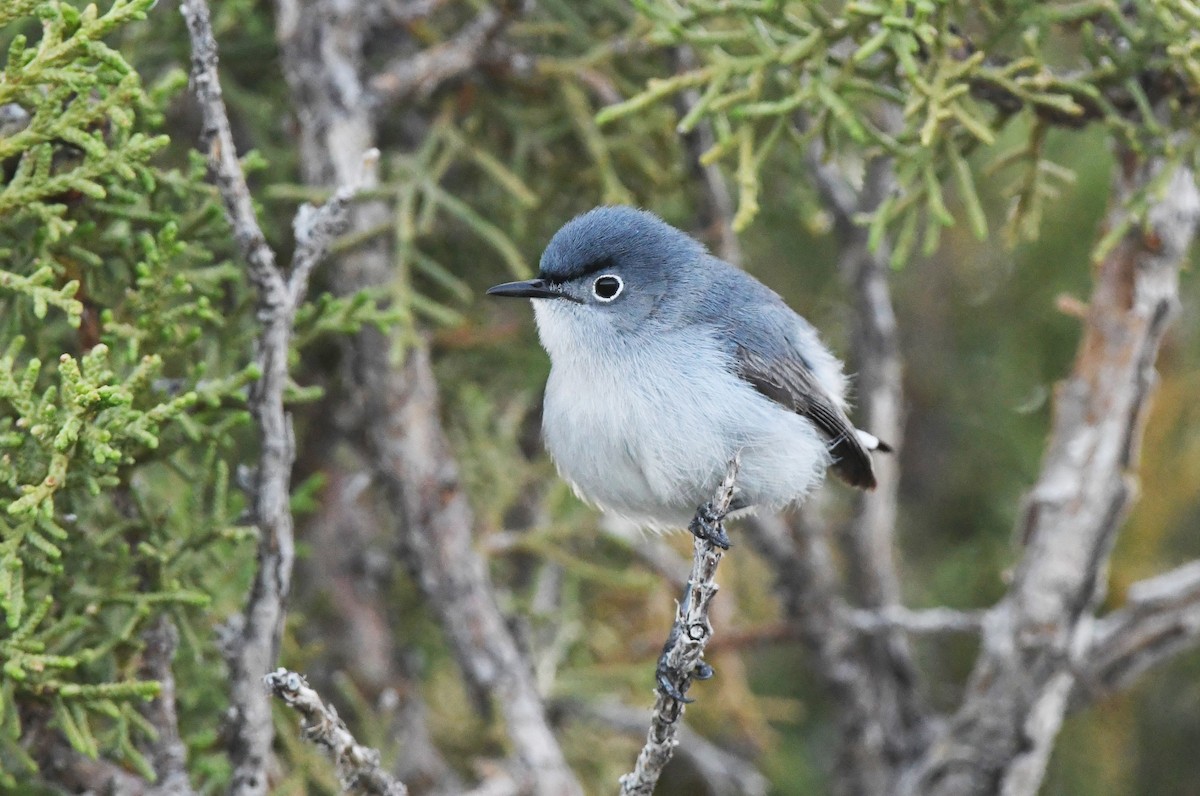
598, 0, 1200, 263
0, 1, 261, 782
0, 0, 166, 241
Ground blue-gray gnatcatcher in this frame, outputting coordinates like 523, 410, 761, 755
488, 206, 888, 535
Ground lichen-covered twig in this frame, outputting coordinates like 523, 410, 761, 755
181, 2, 370, 792
265, 669, 409, 796
618, 457, 738, 796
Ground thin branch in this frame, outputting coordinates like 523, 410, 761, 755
289, 157, 378, 308
582, 700, 769, 796
272, 0, 582, 791
1075, 559, 1200, 702
138, 616, 197, 796
180, 0, 280, 298
803, 130, 933, 786
265, 669, 409, 796
847, 606, 986, 636
367, 4, 512, 104
741, 510, 908, 764
373, 346, 583, 796
181, 2, 367, 793
619, 458, 738, 796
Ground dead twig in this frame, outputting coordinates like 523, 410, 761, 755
618, 458, 738, 796
265, 669, 409, 796
181, 2, 370, 792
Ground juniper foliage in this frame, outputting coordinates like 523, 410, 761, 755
0, 1, 387, 784
599, 0, 1200, 263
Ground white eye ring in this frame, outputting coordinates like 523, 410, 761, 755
592, 274, 624, 302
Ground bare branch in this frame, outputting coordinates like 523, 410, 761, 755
798, 128, 934, 787
180, 0, 281, 298
848, 606, 986, 636
368, 5, 512, 104
181, 2, 366, 792
583, 700, 769, 796
374, 346, 583, 796
288, 148, 378, 308
265, 669, 409, 796
743, 509, 930, 795
1076, 559, 1200, 701
138, 616, 197, 796
619, 458, 738, 796
272, 1, 582, 791
838, 154, 934, 780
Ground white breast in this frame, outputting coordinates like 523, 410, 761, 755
534, 302, 832, 529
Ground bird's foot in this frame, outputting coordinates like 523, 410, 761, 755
655, 643, 715, 703
688, 501, 731, 549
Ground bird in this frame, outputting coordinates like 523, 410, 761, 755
487, 206, 888, 539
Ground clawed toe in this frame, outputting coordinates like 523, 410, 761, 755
688, 503, 731, 549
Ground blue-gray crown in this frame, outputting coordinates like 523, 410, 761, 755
538, 206, 705, 283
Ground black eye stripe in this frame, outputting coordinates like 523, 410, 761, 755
540, 256, 615, 283
582, 256, 615, 275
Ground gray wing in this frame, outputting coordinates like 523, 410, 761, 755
733, 345, 880, 489
691, 257, 885, 489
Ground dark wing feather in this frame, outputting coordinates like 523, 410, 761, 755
734, 345, 878, 489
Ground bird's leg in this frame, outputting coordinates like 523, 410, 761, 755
655, 621, 691, 703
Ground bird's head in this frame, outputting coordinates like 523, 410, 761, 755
487, 206, 706, 347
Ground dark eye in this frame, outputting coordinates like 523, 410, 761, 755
592, 275, 623, 302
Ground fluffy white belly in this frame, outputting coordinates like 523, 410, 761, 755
541, 335, 830, 529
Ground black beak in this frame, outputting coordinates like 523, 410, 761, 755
486, 278, 560, 299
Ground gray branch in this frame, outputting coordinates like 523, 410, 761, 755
902, 161, 1200, 796
373, 346, 583, 796
138, 616, 197, 796
1075, 558, 1200, 702
582, 700, 769, 796
181, 2, 366, 792
619, 458, 738, 796
265, 669, 409, 796
367, 4, 512, 105
848, 606, 985, 636
273, 1, 581, 792
796, 133, 934, 790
